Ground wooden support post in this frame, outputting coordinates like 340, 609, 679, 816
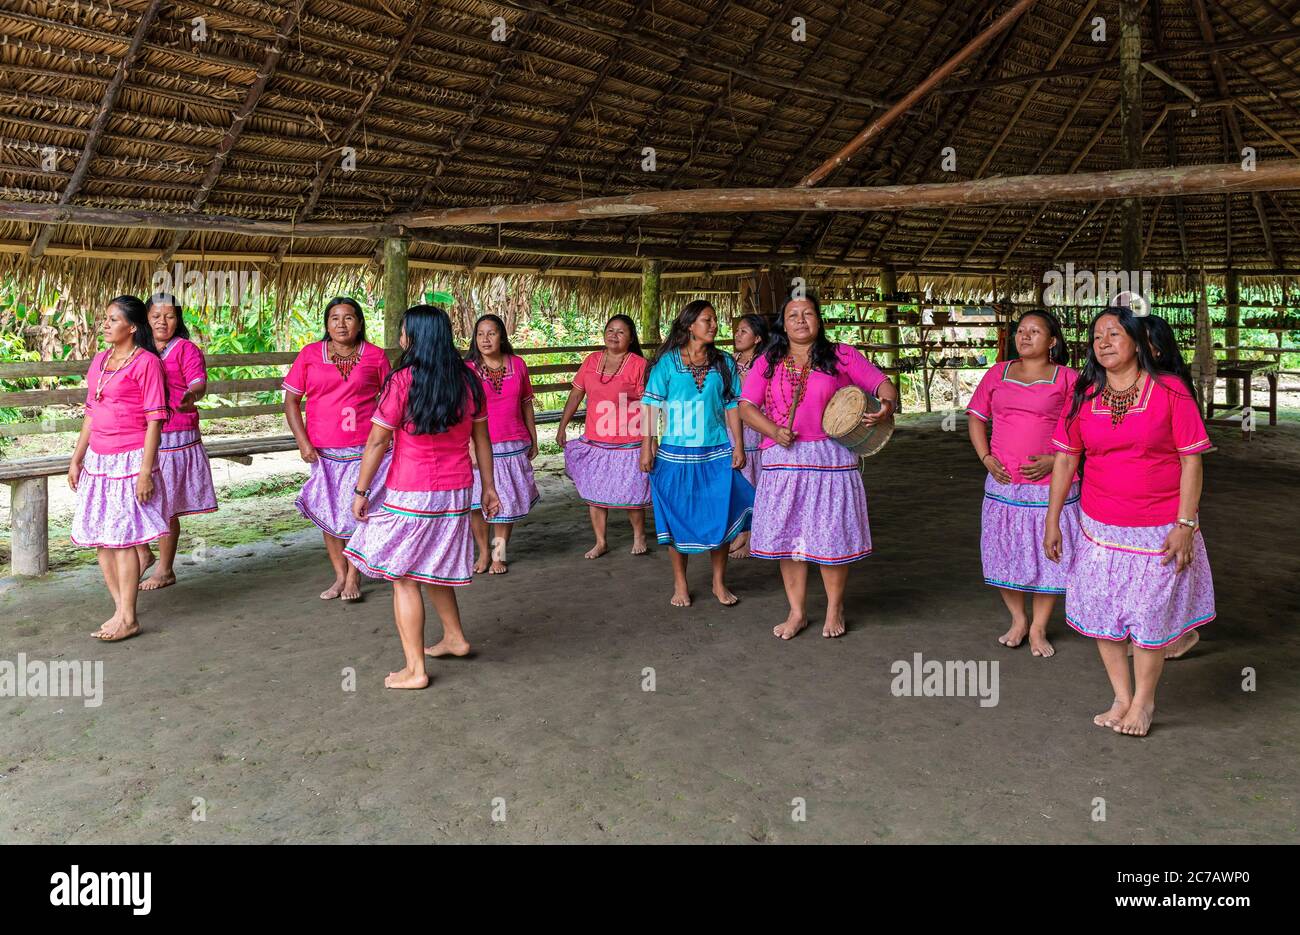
881, 266, 900, 370
7, 477, 49, 577
1225, 269, 1240, 406
641, 259, 662, 347
1119, 0, 1144, 271
383, 236, 410, 352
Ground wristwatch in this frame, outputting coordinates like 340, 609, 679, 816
353, 486, 370, 498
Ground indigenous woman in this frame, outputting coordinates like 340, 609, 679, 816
344, 305, 498, 690
640, 300, 753, 607
68, 296, 169, 642
138, 293, 217, 590
1045, 306, 1215, 737
282, 297, 392, 602
557, 314, 651, 557
465, 314, 540, 574
966, 310, 1079, 657
728, 313, 769, 559
739, 295, 898, 640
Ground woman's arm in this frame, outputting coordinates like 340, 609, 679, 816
738, 399, 794, 447
862, 378, 899, 426
1042, 451, 1080, 563
726, 406, 746, 470
67, 416, 93, 492
136, 421, 163, 504
556, 385, 585, 447
639, 403, 659, 472
180, 379, 207, 411
1161, 454, 1204, 573
350, 422, 395, 521
473, 420, 500, 518
967, 414, 1011, 483
283, 392, 317, 462
522, 394, 539, 459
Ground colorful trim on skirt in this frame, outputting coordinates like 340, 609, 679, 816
563, 436, 652, 509
749, 438, 871, 564
296, 445, 391, 539
649, 442, 753, 553
157, 428, 217, 519
1064, 511, 1216, 648
71, 447, 170, 549
344, 487, 473, 586
472, 440, 540, 522
980, 476, 1079, 594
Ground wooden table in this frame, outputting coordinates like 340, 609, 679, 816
1205, 360, 1278, 433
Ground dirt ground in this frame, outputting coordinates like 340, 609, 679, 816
1, 414, 1297, 844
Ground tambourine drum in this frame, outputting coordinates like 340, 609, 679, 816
822, 386, 894, 458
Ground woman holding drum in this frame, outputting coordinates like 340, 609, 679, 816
739, 294, 898, 640
966, 310, 1079, 657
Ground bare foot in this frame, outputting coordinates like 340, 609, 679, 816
320, 579, 344, 600
340, 578, 362, 601
713, 582, 738, 606
1028, 627, 1055, 658
1093, 699, 1130, 728
473, 554, 489, 574
91, 614, 121, 638
139, 570, 176, 591
425, 637, 472, 658
729, 539, 751, 559
670, 587, 692, 607
1163, 630, 1200, 660
94, 618, 141, 642
384, 668, 430, 690
584, 541, 608, 560
773, 612, 808, 640
139, 549, 156, 576
489, 560, 508, 574
822, 609, 846, 638
1114, 702, 1154, 737
630, 537, 647, 556
998, 615, 1029, 648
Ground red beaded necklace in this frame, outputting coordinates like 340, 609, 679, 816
764, 355, 812, 426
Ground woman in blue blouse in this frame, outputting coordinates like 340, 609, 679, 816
640, 300, 755, 607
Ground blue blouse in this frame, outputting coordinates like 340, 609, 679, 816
641, 349, 741, 448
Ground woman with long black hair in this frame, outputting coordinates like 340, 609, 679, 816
282, 297, 392, 602
465, 313, 539, 574
68, 295, 169, 642
557, 313, 652, 557
728, 313, 770, 560
345, 305, 499, 690
739, 294, 898, 640
640, 300, 753, 607
966, 309, 1079, 656
1045, 306, 1215, 736
138, 292, 218, 590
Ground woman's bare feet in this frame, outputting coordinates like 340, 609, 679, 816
340, 575, 362, 601
1134, 630, 1200, 660
425, 637, 472, 658
384, 667, 430, 690
584, 541, 608, 559
473, 554, 490, 574
138, 548, 156, 576
670, 586, 692, 607
1093, 698, 1129, 728
139, 570, 176, 591
712, 582, 738, 606
773, 612, 808, 640
91, 614, 121, 638
630, 536, 647, 556
320, 577, 345, 600
998, 614, 1029, 648
1114, 702, 1154, 736
94, 618, 141, 642
489, 559, 508, 574
1028, 627, 1055, 658
822, 609, 846, 638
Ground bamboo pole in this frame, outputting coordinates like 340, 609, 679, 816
1120, 0, 1144, 270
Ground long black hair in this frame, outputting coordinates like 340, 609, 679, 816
321, 296, 366, 343
735, 313, 770, 357
1006, 309, 1069, 366
761, 293, 839, 379
107, 294, 169, 412
146, 292, 190, 341
383, 304, 485, 435
605, 313, 644, 358
1144, 315, 1195, 392
654, 299, 735, 400
465, 313, 514, 365
1067, 306, 1167, 420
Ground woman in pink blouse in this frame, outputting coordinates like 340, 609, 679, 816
739, 295, 899, 640
137, 293, 218, 591
67, 295, 170, 642
1044, 307, 1215, 737
556, 314, 651, 558
466, 314, 540, 574
966, 310, 1079, 657
283, 297, 392, 602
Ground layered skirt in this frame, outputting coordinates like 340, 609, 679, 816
472, 440, 540, 523
980, 476, 1080, 594
71, 447, 170, 549
296, 445, 392, 539
649, 442, 753, 553
750, 438, 871, 565
563, 436, 651, 509
1065, 512, 1216, 648
157, 428, 217, 519
344, 488, 473, 587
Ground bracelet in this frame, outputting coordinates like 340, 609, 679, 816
1176, 518, 1198, 530
353, 486, 370, 498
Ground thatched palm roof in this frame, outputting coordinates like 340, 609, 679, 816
2, 0, 1299, 308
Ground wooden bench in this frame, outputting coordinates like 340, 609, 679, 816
1205, 361, 1279, 436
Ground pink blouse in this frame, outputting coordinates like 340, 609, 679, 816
469, 356, 534, 443
84, 349, 168, 455
282, 340, 391, 448
967, 362, 1079, 485
573, 351, 647, 444
158, 337, 207, 434
372, 367, 487, 492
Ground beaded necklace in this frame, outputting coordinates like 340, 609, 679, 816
328, 341, 361, 381
681, 348, 711, 393
94, 346, 139, 401
763, 355, 812, 426
597, 351, 627, 385
479, 357, 508, 393
1101, 374, 1142, 427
